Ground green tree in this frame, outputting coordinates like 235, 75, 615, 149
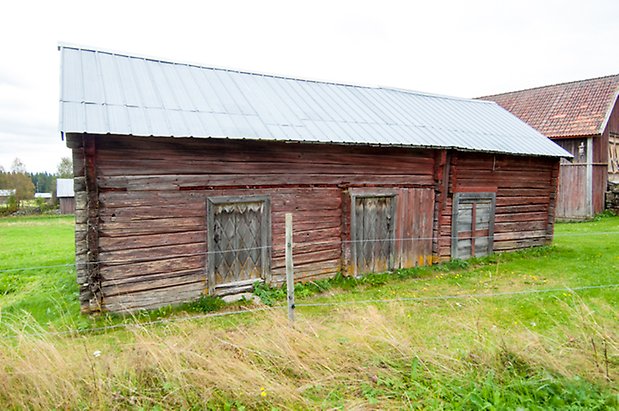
56, 157, 73, 178
0, 172, 34, 207
30, 172, 54, 193
11, 173, 35, 206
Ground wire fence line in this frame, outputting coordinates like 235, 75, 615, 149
5, 229, 619, 256
1, 284, 617, 341
294, 284, 619, 307
2, 230, 619, 274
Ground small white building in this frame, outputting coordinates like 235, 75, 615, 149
0, 189, 16, 204
56, 178, 75, 214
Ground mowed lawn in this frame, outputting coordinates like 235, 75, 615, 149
0, 215, 80, 330
0, 214, 617, 409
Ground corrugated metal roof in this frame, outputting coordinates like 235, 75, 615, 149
58, 45, 571, 158
56, 178, 74, 198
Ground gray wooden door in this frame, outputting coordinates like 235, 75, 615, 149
452, 193, 495, 259
556, 163, 588, 219
353, 195, 395, 275
207, 198, 269, 295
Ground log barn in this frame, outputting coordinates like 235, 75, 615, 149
58, 45, 570, 313
56, 178, 75, 214
481, 74, 619, 220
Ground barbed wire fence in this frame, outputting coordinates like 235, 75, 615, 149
0, 283, 617, 341
0, 226, 618, 339
2, 230, 619, 274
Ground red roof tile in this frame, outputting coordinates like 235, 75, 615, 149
480, 74, 619, 138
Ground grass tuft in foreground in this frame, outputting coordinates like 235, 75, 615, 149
0, 296, 616, 409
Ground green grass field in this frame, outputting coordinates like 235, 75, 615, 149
0, 215, 617, 409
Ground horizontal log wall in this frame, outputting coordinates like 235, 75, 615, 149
81, 135, 437, 312
70, 134, 560, 312
437, 153, 558, 261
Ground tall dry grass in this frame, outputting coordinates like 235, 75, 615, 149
0, 298, 616, 409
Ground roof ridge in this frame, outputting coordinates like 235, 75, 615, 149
58, 43, 484, 105
381, 87, 496, 104
479, 73, 619, 99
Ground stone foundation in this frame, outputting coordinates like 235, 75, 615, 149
606, 181, 619, 213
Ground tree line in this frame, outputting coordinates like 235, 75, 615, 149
0, 157, 73, 208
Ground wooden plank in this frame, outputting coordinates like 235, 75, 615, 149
494, 237, 548, 252
496, 196, 550, 206
99, 203, 205, 219
272, 259, 340, 279
99, 230, 205, 252
100, 255, 205, 280
272, 247, 341, 270
102, 270, 205, 297
495, 220, 548, 232
98, 173, 434, 191
494, 230, 548, 242
495, 204, 549, 214
495, 212, 549, 223
99, 187, 343, 211
101, 217, 206, 235
102, 281, 205, 312
98, 243, 203, 263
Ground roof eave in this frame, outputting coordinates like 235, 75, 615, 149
599, 87, 619, 135
65, 131, 572, 159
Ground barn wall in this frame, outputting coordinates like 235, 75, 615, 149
437, 153, 558, 261
593, 134, 608, 214
553, 137, 606, 218
59, 197, 75, 214
71, 134, 438, 312
68, 134, 560, 312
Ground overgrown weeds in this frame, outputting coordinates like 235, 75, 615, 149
0, 296, 616, 409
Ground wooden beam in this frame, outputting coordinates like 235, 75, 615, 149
83, 135, 102, 312
432, 150, 449, 262
546, 160, 560, 244
586, 137, 594, 216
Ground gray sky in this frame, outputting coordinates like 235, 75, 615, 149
1, 0, 618, 173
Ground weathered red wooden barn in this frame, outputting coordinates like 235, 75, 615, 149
58, 46, 570, 313
481, 75, 619, 220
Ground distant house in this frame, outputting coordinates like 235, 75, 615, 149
481, 74, 619, 220
0, 189, 16, 204
59, 45, 569, 313
34, 193, 52, 200
56, 178, 75, 214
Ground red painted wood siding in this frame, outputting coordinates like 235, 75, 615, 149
88, 135, 436, 311
70, 134, 560, 312
437, 153, 558, 261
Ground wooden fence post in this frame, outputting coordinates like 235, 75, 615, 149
285, 213, 295, 323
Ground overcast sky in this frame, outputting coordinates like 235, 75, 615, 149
1, 0, 618, 173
